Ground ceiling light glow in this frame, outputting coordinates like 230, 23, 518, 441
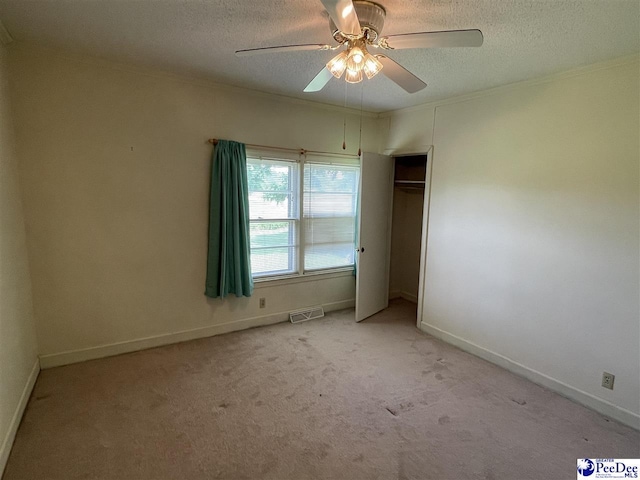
325, 42, 383, 85
345, 67, 363, 84
363, 54, 383, 79
326, 51, 348, 78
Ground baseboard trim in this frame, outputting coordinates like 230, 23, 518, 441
389, 291, 418, 303
420, 321, 640, 430
399, 291, 418, 303
39, 299, 355, 369
0, 359, 40, 477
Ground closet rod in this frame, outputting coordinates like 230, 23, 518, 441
208, 138, 359, 159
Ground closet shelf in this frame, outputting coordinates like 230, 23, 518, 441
395, 180, 425, 193
394, 180, 425, 190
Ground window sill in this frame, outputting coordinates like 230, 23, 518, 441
253, 268, 354, 288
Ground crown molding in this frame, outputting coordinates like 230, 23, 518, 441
0, 19, 13, 45
379, 53, 640, 118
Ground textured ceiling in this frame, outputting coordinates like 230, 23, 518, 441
0, 0, 638, 112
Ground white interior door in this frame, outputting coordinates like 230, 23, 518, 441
355, 152, 394, 322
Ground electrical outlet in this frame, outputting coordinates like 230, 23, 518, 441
602, 372, 615, 390
259, 298, 266, 309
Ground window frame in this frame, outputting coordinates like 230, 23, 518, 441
246, 150, 359, 282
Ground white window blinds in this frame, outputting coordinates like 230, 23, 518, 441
303, 163, 359, 271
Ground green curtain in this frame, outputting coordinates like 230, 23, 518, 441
205, 140, 254, 298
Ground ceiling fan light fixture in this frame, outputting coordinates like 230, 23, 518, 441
363, 53, 383, 79
345, 67, 363, 84
326, 51, 348, 78
346, 46, 365, 72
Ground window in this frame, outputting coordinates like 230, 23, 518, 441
247, 153, 359, 279
247, 159, 299, 277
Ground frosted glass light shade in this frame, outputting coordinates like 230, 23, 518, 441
363, 54, 383, 79
346, 46, 365, 72
345, 68, 363, 84
326, 51, 348, 79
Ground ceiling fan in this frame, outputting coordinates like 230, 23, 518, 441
235, 0, 483, 94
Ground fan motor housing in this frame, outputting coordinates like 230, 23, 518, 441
330, 0, 386, 43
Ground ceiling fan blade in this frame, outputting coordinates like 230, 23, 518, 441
381, 29, 483, 50
320, 0, 361, 36
303, 67, 334, 93
236, 44, 332, 57
377, 55, 427, 94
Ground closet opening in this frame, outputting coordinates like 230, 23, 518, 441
389, 153, 429, 326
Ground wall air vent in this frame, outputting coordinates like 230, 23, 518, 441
289, 306, 325, 324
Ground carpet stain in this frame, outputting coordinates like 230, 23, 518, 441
510, 397, 527, 406
353, 454, 364, 463
298, 337, 308, 343
34, 394, 51, 401
484, 468, 497, 480
318, 443, 331, 459
433, 359, 449, 371
258, 455, 278, 475
438, 415, 451, 425
321, 366, 335, 376
267, 356, 278, 362
399, 402, 414, 412
148, 392, 168, 410
218, 402, 230, 409
385, 407, 398, 417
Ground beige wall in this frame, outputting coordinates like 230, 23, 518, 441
5, 42, 639, 428
0, 43, 39, 474
389, 188, 424, 301
387, 58, 640, 423
8, 45, 380, 362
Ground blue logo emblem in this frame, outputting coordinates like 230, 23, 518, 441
577, 459, 595, 477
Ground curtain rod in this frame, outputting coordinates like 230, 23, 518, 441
208, 139, 360, 159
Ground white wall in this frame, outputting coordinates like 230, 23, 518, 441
386, 58, 640, 426
8, 45, 381, 365
0, 43, 39, 475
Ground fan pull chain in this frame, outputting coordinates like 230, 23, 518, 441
357, 82, 364, 156
342, 119, 346, 150
342, 80, 347, 150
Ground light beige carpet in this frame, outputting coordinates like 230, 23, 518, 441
4, 300, 639, 480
